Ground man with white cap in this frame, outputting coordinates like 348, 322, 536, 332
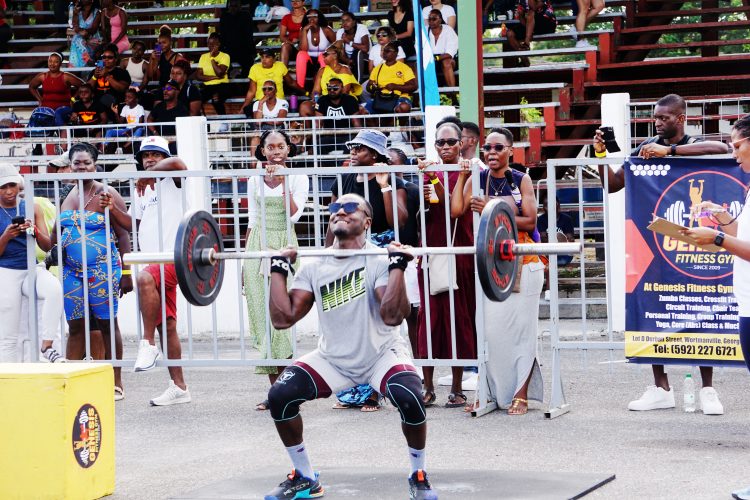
0, 164, 63, 363
130, 136, 193, 406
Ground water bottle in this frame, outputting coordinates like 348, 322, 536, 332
289, 94, 298, 112
683, 374, 696, 412
68, 2, 74, 28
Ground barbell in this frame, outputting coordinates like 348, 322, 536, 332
122, 199, 581, 306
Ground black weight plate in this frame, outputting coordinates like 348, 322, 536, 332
174, 210, 225, 306
476, 199, 519, 302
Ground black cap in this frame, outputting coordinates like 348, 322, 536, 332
164, 79, 180, 88
259, 48, 275, 57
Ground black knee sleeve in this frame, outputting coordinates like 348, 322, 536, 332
385, 371, 426, 426
268, 366, 318, 422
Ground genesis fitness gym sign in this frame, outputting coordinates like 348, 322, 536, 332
625, 157, 749, 366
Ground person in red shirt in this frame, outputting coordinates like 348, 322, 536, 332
279, 0, 306, 66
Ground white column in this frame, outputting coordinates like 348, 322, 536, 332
600, 93, 630, 331
176, 116, 210, 211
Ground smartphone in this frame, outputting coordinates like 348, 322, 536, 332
600, 126, 621, 153
154, 44, 162, 56
96, 59, 104, 69
11, 216, 25, 225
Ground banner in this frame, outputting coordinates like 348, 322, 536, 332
625, 157, 750, 366
413, 0, 440, 109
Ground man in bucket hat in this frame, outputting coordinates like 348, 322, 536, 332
130, 136, 193, 406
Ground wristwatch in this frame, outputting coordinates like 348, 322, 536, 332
714, 231, 725, 247
670, 144, 677, 156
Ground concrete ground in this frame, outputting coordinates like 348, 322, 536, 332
112, 320, 750, 499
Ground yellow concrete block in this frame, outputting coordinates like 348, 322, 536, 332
0, 363, 115, 500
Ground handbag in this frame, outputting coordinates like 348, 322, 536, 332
428, 219, 459, 295
371, 65, 398, 113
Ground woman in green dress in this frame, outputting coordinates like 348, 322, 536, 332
243, 129, 309, 410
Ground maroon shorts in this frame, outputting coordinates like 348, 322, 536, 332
144, 263, 178, 325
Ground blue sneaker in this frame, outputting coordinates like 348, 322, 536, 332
264, 469, 324, 500
733, 485, 750, 500
408, 469, 438, 500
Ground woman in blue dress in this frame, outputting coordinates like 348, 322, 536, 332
54, 143, 132, 399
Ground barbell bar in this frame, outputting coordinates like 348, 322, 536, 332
123, 200, 582, 306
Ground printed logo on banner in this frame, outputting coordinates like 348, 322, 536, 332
651, 169, 745, 280
72, 404, 102, 468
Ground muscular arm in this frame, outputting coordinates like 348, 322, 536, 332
381, 188, 408, 230
677, 140, 729, 156
269, 285, 315, 329
376, 277, 410, 327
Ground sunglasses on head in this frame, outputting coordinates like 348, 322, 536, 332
262, 86, 275, 91
482, 143, 507, 152
329, 201, 360, 214
435, 138, 460, 147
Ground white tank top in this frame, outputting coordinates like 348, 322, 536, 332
306, 28, 331, 57
126, 58, 146, 85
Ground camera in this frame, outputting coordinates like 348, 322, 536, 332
600, 126, 621, 153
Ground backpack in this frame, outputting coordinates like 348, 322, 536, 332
27, 107, 57, 138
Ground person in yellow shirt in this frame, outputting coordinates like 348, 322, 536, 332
364, 42, 417, 115
240, 48, 306, 112
195, 32, 231, 115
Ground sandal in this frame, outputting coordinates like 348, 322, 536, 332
361, 396, 381, 413
114, 386, 124, 401
422, 390, 437, 407
508, 397, 528, 415
445, 392, 467, 408
255, 399, 270, 411
332, 401, 354, 409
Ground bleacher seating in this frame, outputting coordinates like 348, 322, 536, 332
1, 0, 745, 171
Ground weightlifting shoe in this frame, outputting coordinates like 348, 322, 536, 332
627, 385, 675, 411
699, 387, 724, 415
133, 339, 161, 372
409, 469, 438, 500
264, 469, 324, 500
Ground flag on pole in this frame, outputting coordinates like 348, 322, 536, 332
413, 0, 441, 109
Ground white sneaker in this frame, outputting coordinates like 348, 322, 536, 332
576, 39, 591, 48
149, 381, 191, 406
41, 347, 66, 363
627, 385, 675, 411
133, 340, 162, 372
699, 387, 724, 415
733, 485, 750, 500
462, 374, 479, 392
568, 25, 578, 39
437, 371, 475, 386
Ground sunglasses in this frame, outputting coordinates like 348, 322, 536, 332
324, 51, 336, 56
435, 138, 460, 147
482, 143, 507, 152
306, 14, 318, 18
101, 55, 115, 59
376, 33, 389, 38
326, 85, 341, 91
262, 86, 275, 91
163, 85, 177, 91
428, 17, 441, 21
329, 201, 360, 214
732, 136, 750, 149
